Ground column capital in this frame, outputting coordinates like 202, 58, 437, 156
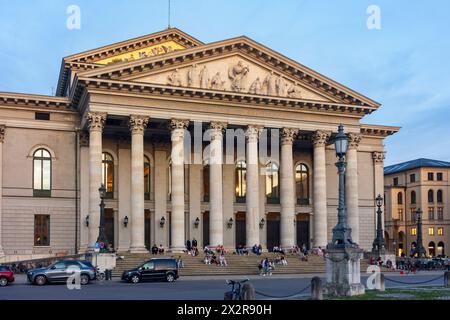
0, 125, 5, 143
281, 128, 299, 145
347, 132, 362, 150
170, 119, 189, 131
79, 131, 89, 147
87, 112, 107, 132
311, 130, 331, 147
129, 115, 150, 135
372, 151, 385, 164
245, 125, 263, 142
209, 122, 227, 140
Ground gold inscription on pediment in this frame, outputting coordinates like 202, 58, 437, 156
96, 40, 185, 65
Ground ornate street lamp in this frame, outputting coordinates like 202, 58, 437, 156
414, 208, 427, 258
330, 124, 354, 247
96, 184, 109, 250
371, 194, 386, 256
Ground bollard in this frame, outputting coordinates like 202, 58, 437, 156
241, 283, 256, 300
311, 277, 323, 300
376, 273, 385, 292
105, 269, 112, 281
445, 271, 450, 288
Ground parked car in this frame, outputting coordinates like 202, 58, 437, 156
122, 258, 179, 283
0, 266, 15, 287
27, 260, 96, 286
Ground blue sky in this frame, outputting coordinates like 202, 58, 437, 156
1, 0, 449, 166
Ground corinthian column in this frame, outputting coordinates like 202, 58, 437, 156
209, 122, 227, 247
87, 112, 106, 248
129, 115, 150, 253
0, 126, 5, 257
312, 130, 330, 248
245, 125, 262, 248
280, 128, 298, 249
346, 133, 361, 244
170, 119, 189, 251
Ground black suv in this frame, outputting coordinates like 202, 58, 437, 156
121, 258, 179, 283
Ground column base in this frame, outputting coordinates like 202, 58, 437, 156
169, 246, 186, 253
129, 246, 149, 254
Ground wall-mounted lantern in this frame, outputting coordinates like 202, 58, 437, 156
227, 218, 234, 229
160, 216, 166, 228
123, 216, 129, 228
194, 217, 200, 228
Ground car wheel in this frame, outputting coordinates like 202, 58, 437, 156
0, 277, 8, 287
130, 275, 140, 284
80, 274, 90, 285
35, 275, 47, 286
166, 273, 175, 282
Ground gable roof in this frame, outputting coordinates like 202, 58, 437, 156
56, 28, 203, 96
384, 158, 450, 175
75, 35, 381, 108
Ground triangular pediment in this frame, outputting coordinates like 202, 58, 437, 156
76, 35, 380, 108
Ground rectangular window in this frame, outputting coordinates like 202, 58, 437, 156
410, 174, 416, 183
428, 227, 435, 236
428, 207, 435, 220
437, 173, 443, 181
393, 177, 399, 186
438, 227, 444, 236
428, 172, 434, 181
398, 209, 404, 221
438, 207, 444, 220
34, 215, 50, 246
410, 228, 417, 236
35, 112, 50, 120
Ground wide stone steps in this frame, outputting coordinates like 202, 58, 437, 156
112, 253, 328, 277
111, 252, 378, 277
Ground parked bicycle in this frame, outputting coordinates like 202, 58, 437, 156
96, 267, 106, 281
224, 279, 249, 300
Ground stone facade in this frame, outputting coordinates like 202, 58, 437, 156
0, 28, 399, 262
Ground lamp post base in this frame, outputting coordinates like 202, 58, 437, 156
325, 246, 365, 297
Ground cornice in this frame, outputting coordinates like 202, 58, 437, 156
0, 92, 73, 110
361, 124, 400, 138
77, 77, 376, 117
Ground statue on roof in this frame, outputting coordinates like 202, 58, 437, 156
187, 64, 199, 87
287, 82, 302, 99
248, 77, 262, 95
199, 65, 210, 89
211, 72, 226, 90
263, 71, 277, 96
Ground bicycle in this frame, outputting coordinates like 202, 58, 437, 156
95, 267, 106, 281
224, 279, 249, 300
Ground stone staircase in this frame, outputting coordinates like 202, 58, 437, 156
112, 252, 333, 278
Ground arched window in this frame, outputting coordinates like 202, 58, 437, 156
102, 152, 114, 198
235, 160, 246, 203
33, 148, 52, 197
428, 189, 434, 203
437, 190, 443, 203
295, 163, 309, 205
203, 165, 210, 202
397, 192, 403, 205
144, 156, 151, 200
265, 162, 280, 204
411, 191, 416, 204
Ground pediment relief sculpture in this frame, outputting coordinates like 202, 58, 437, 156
136, 56, 330, 102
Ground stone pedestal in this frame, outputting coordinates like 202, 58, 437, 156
325, 246, 365, 296
90, 252, 117, 272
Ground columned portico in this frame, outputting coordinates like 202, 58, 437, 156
346, 133, 361, 243
87, 112, 106, 247
312, 130, 330, 248
170, 119, 189, 251
209, 122, 227, 247
129, 115, 150, 253
0, 126, 5, 257
245, 125, 262, 248
280, 128, 298, 249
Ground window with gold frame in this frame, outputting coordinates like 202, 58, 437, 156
102, 152, 114, 198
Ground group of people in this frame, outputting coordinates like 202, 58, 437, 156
150, 244, 165, 255
185, 238, 199, 256
203, 252, 228, 267
258, 257, 275, 276
251, 244, 263, 255
235, 244, 249, 255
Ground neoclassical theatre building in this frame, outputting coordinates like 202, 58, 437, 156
0, 28, 399, 262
